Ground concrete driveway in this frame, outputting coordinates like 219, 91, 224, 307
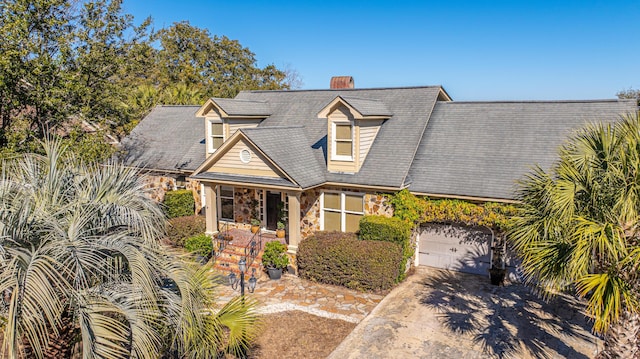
329, 267, 601, 359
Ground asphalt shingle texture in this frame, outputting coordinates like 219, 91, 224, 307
120, 105, 203, 172
340, 96, 393, 117
240, 126, 325, 189
191, 172, 297, 188
211, 98, 271, 116
407, 99, 638, 200
235, 87, 442, 188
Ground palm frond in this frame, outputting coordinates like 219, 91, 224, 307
0, 245, 70, 359
576, 272, 637, 334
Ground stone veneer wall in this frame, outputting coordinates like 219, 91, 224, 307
364, 193, 393, 217
219, 187, 256, 231
213, 186, 396, 237
143, 174, 202, 214
300, 189, 321, 238
143, 175, 176, 203
298, 188, 395, 239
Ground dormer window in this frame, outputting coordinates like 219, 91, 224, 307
332, 122, 353, 161
319, 96, 392, 173
196, 98, 271, 157
208, 120, 224, 153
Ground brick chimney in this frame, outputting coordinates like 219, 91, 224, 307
330, 76, 354, 89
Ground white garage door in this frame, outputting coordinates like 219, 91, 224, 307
418, 223, 492, 275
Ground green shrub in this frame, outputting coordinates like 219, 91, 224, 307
387, 189, 427, 224
166, 215, 206, 246
359, 215, 413, 281
297, 231, 402, 292
163, 189, 195, 218
185, 234, 213, 258
262, 241, 289, 269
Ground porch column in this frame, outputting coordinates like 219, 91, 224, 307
287, 192, 301, 254
204, 184, 218, 234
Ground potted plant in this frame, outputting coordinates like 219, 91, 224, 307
250, 218, 260, 234
262, 241, 289, 280
276, 221, 286, 238
489, 266, 506, 285
250, 199, 260, 233
489, 234, 506, 285
275, 202, 287, 238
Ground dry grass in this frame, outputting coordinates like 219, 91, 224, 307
248, 311, 356, 359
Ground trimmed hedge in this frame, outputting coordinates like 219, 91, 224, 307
185, 234, 213, 258
163, 189, 195, 218
166, 215, 206, 246
359, 215, 413, 281
297, 231, 402, 292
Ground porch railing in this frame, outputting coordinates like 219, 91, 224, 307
244, 229, 262, 269
213, 222, 230, 257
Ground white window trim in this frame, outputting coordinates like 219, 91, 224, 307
320, 190, 364, 232
218, 185, 234, 221
331, 121, 354, 161
207, 119, 224, 154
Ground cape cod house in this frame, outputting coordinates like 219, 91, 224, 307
121, 77, 637, 274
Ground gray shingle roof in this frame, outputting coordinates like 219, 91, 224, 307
211, 98, 271, 117
407, 99, 638, 200
235, 87, 443, 188
339, 96, 393, 117
240, 126, 326, 188
191, 172, 297, 188
119, 106, 204, 172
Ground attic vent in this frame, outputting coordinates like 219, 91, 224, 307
330, 76, 354, 89
240, 149, 252, 163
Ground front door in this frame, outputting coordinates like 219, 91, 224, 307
266, 192, 281, 231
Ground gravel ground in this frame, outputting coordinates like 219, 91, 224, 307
257, 302, 360, 323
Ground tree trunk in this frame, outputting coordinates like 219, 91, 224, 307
43, 310, 79, 359
597, 309, 640, 359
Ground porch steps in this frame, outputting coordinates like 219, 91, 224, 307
213, 242, 263, 277
211, 228, 287, 278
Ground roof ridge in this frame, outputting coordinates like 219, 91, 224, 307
442, 99, 629, 104
242, 125, 305, 130
239, 85, 444, 94
212, 97, 268, 103
340, 95, 384, 102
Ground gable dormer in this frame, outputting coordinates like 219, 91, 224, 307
318, 96, 392, 173
196, 98, 271, 156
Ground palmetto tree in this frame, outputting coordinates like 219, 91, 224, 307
510, 113, 640, 359
0, 140, 259, 358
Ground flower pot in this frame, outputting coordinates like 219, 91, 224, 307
276, 229, 286, 238
251, 225, 260, 234
489, 268, 506, 286
267, 267, 282, 280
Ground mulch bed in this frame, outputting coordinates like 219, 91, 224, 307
248, 311, 356, 359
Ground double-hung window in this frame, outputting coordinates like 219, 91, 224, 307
219, 186, 234, 221
332, 122, 353, 160
208, 120, 224, 153
322, 191, 364, 232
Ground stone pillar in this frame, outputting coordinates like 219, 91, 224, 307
204, 184, 218, 234
287, 192, 301, 254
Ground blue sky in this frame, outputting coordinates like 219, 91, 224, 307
124, 1, 639, 101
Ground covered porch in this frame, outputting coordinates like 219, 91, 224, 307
202, 182, 302, 254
